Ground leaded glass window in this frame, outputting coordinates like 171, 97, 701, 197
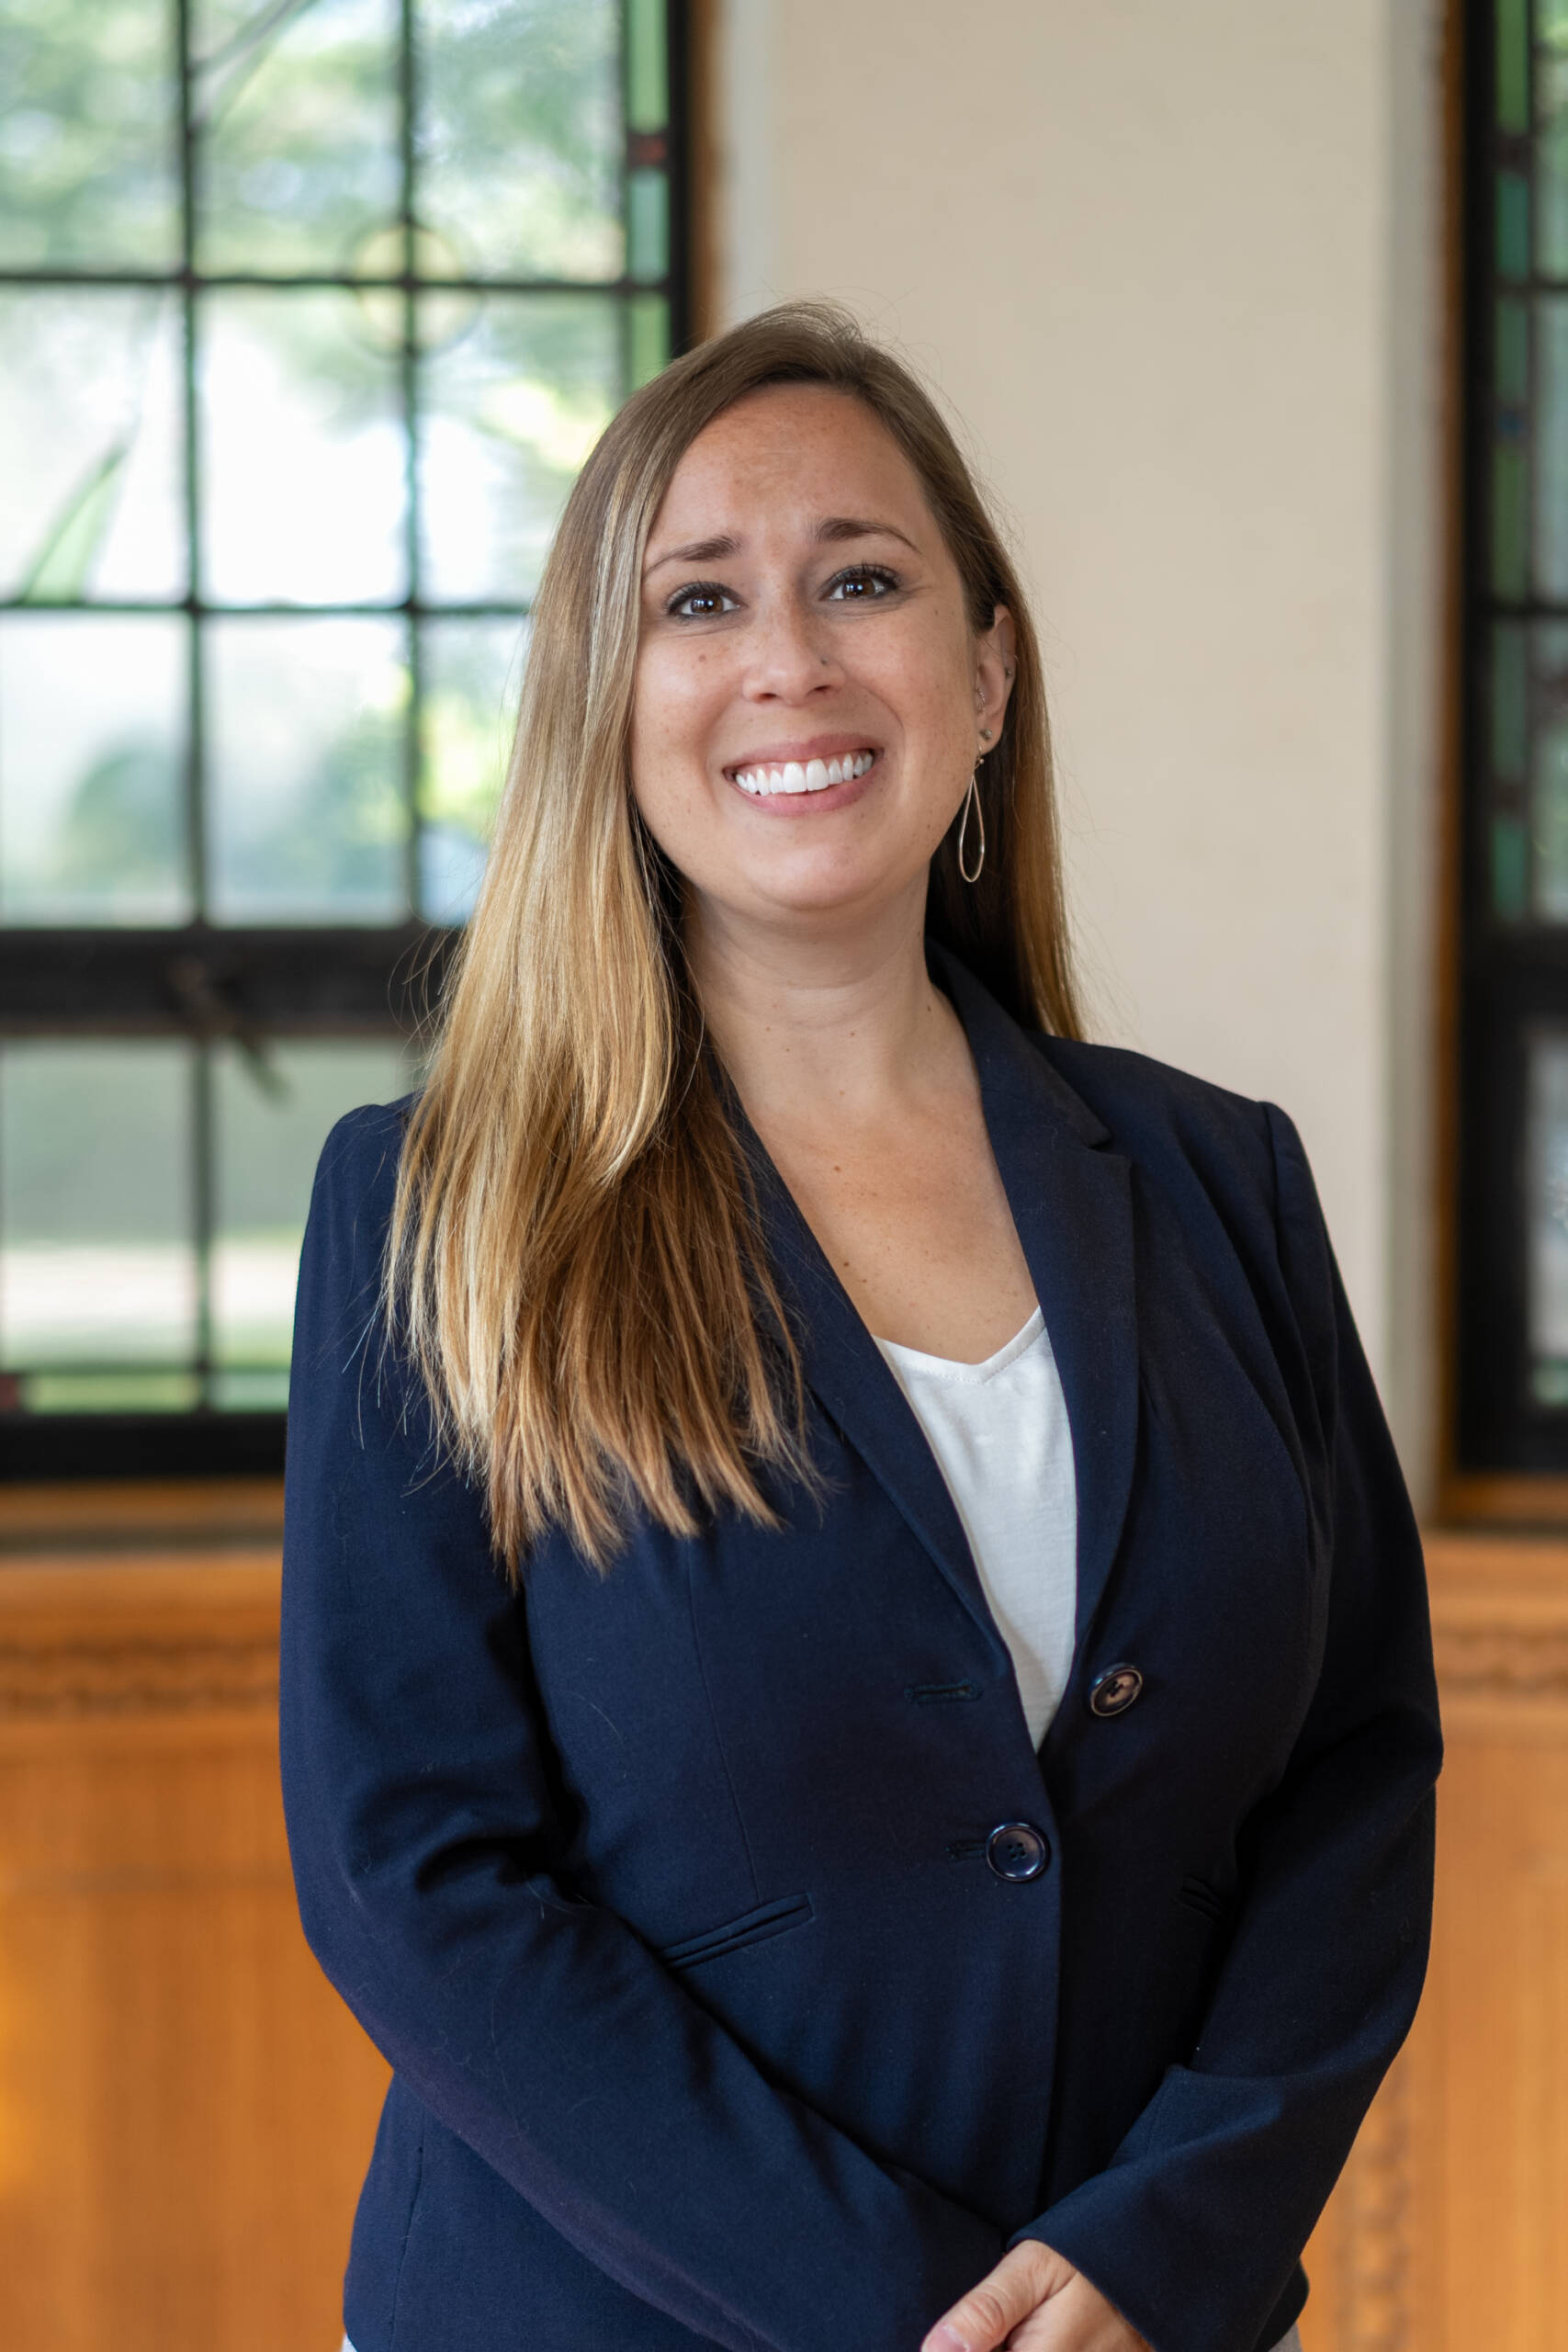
0, 0, 687, 1477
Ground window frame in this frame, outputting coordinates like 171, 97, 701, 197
1448, 0, 1568, 1508
0, 0, 694, 1482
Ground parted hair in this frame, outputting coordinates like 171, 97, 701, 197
386, 300, 1084, 1571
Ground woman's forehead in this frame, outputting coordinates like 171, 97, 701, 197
650, 385, 937, 552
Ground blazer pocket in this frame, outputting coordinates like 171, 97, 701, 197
1176, 1874, 1231, 1927
657, 1893, 814, 1973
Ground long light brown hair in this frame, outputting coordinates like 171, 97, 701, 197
387, 301, 1083, 1571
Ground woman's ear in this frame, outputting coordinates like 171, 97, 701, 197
974, 604, 1017, 749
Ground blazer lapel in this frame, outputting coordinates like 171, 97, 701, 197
728, 944, 1141, 1668
739, 1114, 1006, 1653
931, 947, 1140, 1654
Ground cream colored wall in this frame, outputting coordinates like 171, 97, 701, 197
712, 0, 1446, 1497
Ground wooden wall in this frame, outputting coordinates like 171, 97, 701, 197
0, 1498, 388, 2352
1301, 1531, 1568, 2352
0, 1509, 1562, 2350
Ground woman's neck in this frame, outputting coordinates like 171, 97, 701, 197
686, 891, 965, 1131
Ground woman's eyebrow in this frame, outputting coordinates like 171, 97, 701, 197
815, 514, 920, 552
645, 532, 740, 574
644, 514, 921, 578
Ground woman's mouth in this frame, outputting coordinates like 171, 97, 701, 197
729, 748, 878, 798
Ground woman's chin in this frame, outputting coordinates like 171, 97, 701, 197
736, 869, 920, 933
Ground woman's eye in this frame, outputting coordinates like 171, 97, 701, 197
824, 563, 898, 601
667, 582, 738, 619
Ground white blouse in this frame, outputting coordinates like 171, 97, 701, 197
874, 1306, 1077, 1746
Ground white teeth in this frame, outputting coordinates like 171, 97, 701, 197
731, 750, 876, 797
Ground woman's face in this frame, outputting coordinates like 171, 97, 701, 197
629, 384, 1014, 944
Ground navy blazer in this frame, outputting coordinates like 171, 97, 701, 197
280, 945, 1441, 2352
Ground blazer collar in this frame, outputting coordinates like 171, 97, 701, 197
735, 943, 1139, 1690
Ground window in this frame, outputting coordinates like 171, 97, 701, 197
1460, 0, 1568, 1475
0, 0, 688, 1479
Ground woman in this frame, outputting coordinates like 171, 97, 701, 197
281, 303, 1440, 2352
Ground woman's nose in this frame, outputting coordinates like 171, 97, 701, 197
740, 596, 842, 700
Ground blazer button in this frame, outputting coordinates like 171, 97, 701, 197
1089, 1663, 1144, 1718
986, 1822, 1050, 1882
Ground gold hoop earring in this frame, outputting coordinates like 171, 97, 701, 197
957, 769, 986, 885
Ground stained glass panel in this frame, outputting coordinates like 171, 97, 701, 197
0, 1041, 197, 1399
1540, 45, 1568, 270
628, 293, 671, 389
0, 1, 680, 1458
418, 617, 525, 921
1499, 0, 1531, 132
211, 1037, 412, 1407
199, 290, 409, 607
193, 0, 400, 276
207, 616, 410, 922
417, 0, 623, 280
1529, 1034, 1568, 1401
419, 295, 621, 604
0, 613, 189, 925
0, 290, 185, 604
1495, 622, 1529, 781
0, 0, 180, 268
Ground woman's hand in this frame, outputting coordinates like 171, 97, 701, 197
921, 2241, 1152, 2352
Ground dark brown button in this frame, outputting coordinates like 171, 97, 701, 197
1089, 1663, 1144, 1718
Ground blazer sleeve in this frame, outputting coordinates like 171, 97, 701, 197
278, 1107, 1003, 2352
1008, 1103, 1443, 2352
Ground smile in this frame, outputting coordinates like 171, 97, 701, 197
730, 749, 878, 797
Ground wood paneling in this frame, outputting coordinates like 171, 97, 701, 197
1302, 1531, 1568, 2352
0, 1549, 387, 2352
1, 1525, 1564, 2348
0, 1480, 284, 1551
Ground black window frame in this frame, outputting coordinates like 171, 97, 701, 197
0, 0, 693, 1482
1456, 0, 1568, 1475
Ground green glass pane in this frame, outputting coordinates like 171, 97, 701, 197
23, 1370, 201, 1412
211, 1037, 412, 1393
0, 290, 185, 603
626, 0, 669, 131
1540, 51, 1568, 271
627, 292, 669, 390
0, 1042, 197, 1379
1495, 622, 1529, 779
419, 617, 526, 920
418, 293, 620, 603
207, 616, 411, 922
1538, 300, 1568, 596
0, 0, 179, 266
1529, 1035, 1568, 1368
1495, 444, 1529, 599
0, 614, 189, 927
416, 0, 622, 279
1541, 1, 1568, 45
193, 0, 400, 275
1499, 0, 1531, 133
627, 166, 669, 282
1499, 295, 1531, 403
1500, 170, 1531, 278
198, 289, 407, 605
211, 1369, 290, 1408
